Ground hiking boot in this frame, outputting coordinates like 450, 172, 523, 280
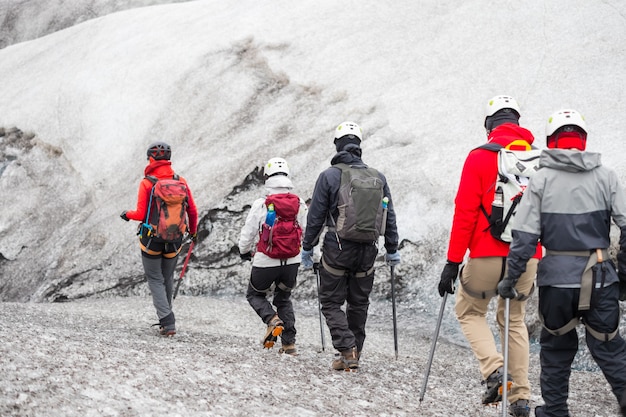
481, 367, 513, 405
331, 347, 359, 371
159, 326, 176, 337
509, 399, 530, 417
278, 343, 298, 356
262, 315, 284, 349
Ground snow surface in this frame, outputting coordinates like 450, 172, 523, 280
1, 0, 626, 415
0, 296, 620, 417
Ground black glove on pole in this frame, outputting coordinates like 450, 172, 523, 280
497, 276, 519, 299
438, 261, 460, 297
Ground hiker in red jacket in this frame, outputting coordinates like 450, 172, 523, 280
438, 96, 542, 416
120, 141, 198, 337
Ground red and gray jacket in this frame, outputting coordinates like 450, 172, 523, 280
446, 123, 542, 263
507, 149, 626, 287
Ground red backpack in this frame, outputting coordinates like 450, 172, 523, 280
256, 193, 302, 259
144, 175, 189, 242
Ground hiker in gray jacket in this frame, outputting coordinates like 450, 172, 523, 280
498, 109, 626, 417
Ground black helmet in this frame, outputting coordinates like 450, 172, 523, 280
146, 141, 171, 160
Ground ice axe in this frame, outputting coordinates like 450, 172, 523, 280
173, 240, 195, 299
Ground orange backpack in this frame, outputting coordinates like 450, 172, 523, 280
143, 175, 189, 242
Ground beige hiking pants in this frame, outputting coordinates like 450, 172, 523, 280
455, 256, 538, 403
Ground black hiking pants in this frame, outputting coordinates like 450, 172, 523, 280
246, 263, 298, 345
319, 237, 378, 353
538, 284, 626, 417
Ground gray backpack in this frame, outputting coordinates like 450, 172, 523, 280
333, 163, 385, 242
479, 141, 541, 242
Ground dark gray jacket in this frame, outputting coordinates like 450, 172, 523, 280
507, 149, 626, 286
302, 145, 399, 254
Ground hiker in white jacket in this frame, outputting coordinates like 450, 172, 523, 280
238, 157, 307, 356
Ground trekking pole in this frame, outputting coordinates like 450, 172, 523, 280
390, 265, 399, 360
313, 262, 326, 352
501, 297, 511, 416
173, 240, 195, 299
419, 292, 448, 403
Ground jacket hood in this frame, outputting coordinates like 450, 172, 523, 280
330, 144, 364, 166
144, 160, 174, 177
487, 123, 535, 148
539, 149, 602, 173
264, 175, 294, 195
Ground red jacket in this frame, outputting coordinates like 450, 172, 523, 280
125, 160, 198, 234
446, 123, 542, 263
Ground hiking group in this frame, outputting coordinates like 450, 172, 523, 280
121, 105, 626, 416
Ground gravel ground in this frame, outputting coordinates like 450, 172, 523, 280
0, 296, 621, 417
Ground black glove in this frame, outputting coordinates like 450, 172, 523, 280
120, 211, 129, 221
240, 251, 252, 262
190, 232, 198, 243
438, 261, 460, 297
497, 276, 518, 299
619, 272, 626, 301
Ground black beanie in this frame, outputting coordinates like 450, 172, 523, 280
485, 108, 520, 132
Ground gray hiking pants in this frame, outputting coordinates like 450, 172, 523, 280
538, 284, 626, 416
142, 254, 178, 326
246, 263, 299, 345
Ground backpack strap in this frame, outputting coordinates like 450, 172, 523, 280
145, 174, 179, 182
142, 176, 158, 231
476, 143, 503, 225
477, 142, 504, 152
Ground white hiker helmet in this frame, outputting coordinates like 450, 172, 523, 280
264, 157, 290, 178
485, 95, 521, 118
545, 109, 587, 137
334, 121, 362, 142
484, 95, 521, 130
545, 109, 587, 151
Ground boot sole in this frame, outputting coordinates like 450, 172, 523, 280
262, 325, 284, 349
332, 360, 359, 372
482, 380, 512, 405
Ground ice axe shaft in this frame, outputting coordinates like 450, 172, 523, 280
173, 240, 195, 299
501, 296, 511, 416
390, 265, 399, 360
419, 292, 447, 402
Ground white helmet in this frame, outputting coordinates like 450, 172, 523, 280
264, 157, 290, 178
546, 109, 587, 137
334, 121, 362, 142
485, 95, 521, 119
